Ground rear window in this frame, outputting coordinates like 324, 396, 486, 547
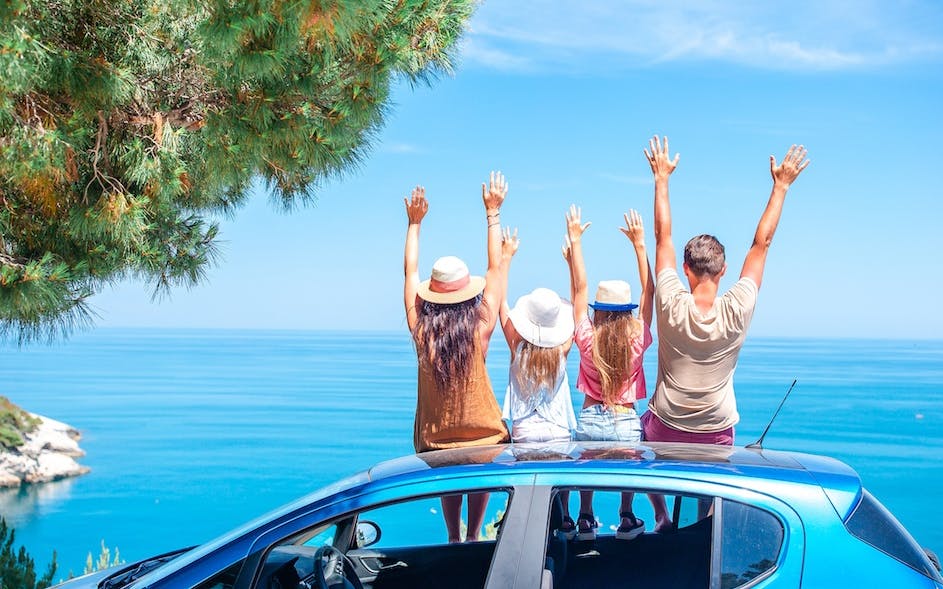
720, 500, 784, 588
845, 490, 942, 581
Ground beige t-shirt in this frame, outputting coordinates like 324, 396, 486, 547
650, 268, 758, 433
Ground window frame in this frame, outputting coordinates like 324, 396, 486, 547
533, 473, 804, 589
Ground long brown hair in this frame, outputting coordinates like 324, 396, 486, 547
514, 340, 564, 396
591, 309, 642, 406
413, 294, 489, 392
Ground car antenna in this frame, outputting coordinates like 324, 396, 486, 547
746, 379, 797, 450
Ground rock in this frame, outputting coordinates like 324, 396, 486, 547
0, 413, 90, 488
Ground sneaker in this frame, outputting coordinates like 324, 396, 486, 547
576, 513, 598, 541
616, 512, 645, 540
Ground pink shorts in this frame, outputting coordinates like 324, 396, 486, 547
641, 410, 734, 446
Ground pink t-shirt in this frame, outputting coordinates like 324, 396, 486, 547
574, 316, 653, 404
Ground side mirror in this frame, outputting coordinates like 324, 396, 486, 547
355, 520, 381, 548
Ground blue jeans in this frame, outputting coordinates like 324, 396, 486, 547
574, 404, 641, 442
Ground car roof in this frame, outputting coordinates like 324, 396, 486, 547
366, 442, 863, 516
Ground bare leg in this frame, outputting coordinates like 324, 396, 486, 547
465, 492, 490, 542
559, 490, 572, 521
578, 489, 594, 518
441, 495, 464, 543
697, 497, 713, 521
619, 491, 635, 518
648, 493, 673, 533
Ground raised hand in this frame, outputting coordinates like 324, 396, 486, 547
501, 226, 519, 259
565, 204, 591, 243
770, 145, 810, 188
482, 170, 508, 212
620, 209, 645, 247
404, 186, 428, 224
644, 135, 680, 179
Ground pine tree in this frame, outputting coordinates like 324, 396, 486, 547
0, 0, 476, 343
0, 518, 57, 589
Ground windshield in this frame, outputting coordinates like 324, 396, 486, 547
98, 548, 192, 589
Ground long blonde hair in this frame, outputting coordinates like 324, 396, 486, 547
514, 340, 564, 396
591, 310, 642, 406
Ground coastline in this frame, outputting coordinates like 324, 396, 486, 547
0, 414, 90, 488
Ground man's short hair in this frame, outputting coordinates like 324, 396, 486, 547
684, 234, 725, 277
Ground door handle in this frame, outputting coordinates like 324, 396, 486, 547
379, 561, 408, 571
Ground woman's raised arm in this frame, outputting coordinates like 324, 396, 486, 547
480, 171, 509, 342
565, 204, 591, 325
403, 186, 428, 332
620, 209, 654, 327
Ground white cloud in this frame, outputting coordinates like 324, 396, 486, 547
458, 37, 535, 72
461, 0, 943, 72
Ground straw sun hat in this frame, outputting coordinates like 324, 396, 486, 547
589, 280, 638, 312
417, 256, 486, 304
508, 288, 574, 348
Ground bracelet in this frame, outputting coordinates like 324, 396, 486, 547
488, 222, 500, 228
487, 213, 500, 219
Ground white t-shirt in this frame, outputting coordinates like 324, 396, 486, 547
650, 268, 758, 433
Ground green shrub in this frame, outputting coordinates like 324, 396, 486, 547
0, 518, 57, 589
84, 540, 122, 574
0, 397, 41, 450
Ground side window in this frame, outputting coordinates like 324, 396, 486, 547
719, 500, 784, 588
546, 488, 712, 588
301, 523, 337, 548
193, 560, 243, 589
359, 491, 509, 549
251, 491, 511, 589
845, 490, 942, 581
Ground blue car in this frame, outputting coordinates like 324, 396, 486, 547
53, 442, 942, 588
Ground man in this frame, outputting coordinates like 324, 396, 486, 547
641, 135, 809, 446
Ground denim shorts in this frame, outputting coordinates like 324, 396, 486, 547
574, 404, 641, 442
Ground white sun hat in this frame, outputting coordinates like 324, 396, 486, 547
589, 280, 638, 311
508, 287, 574, 348
417, 256, 486, 304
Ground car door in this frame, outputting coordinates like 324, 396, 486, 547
235, 472, 540, 589
343, 488, 518, 589
532, 472, 806, 589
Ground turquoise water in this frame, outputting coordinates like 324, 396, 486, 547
2, 330, 942, 577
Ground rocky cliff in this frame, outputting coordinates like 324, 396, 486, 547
0, 414, 90, 488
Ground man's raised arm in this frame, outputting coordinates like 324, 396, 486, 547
645, 135, 680, 275
740, 145, 810, 290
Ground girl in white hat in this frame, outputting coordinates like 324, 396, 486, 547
497, 235, 581, 536
499, 283, 577, 446
402, 173, 511, 543
564, 205, 670, 540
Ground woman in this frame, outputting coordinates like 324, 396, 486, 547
402, 173, 511, 543
564, 205, 670, 539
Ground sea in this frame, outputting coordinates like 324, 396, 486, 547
1, 329, 942, 579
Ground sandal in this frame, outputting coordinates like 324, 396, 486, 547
557, 515, 577, 541
616, 511, 645, 540
576, 512, 598, 541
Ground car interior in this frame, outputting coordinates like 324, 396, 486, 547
247, 487, 782, 589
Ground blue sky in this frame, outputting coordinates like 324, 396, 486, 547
94, 1, 943, 338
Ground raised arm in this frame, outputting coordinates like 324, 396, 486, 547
644, 135, 680, 275
498, 227, 521, 353
620, 209, 654, 327
480, 171, 509, 345
565, 205, 591, 324
403, 186, 428, 332
740, 145, 810, 290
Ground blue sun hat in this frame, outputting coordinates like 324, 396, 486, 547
589, 280, 638, 311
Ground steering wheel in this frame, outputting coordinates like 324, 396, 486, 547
307, 545, 364, 589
